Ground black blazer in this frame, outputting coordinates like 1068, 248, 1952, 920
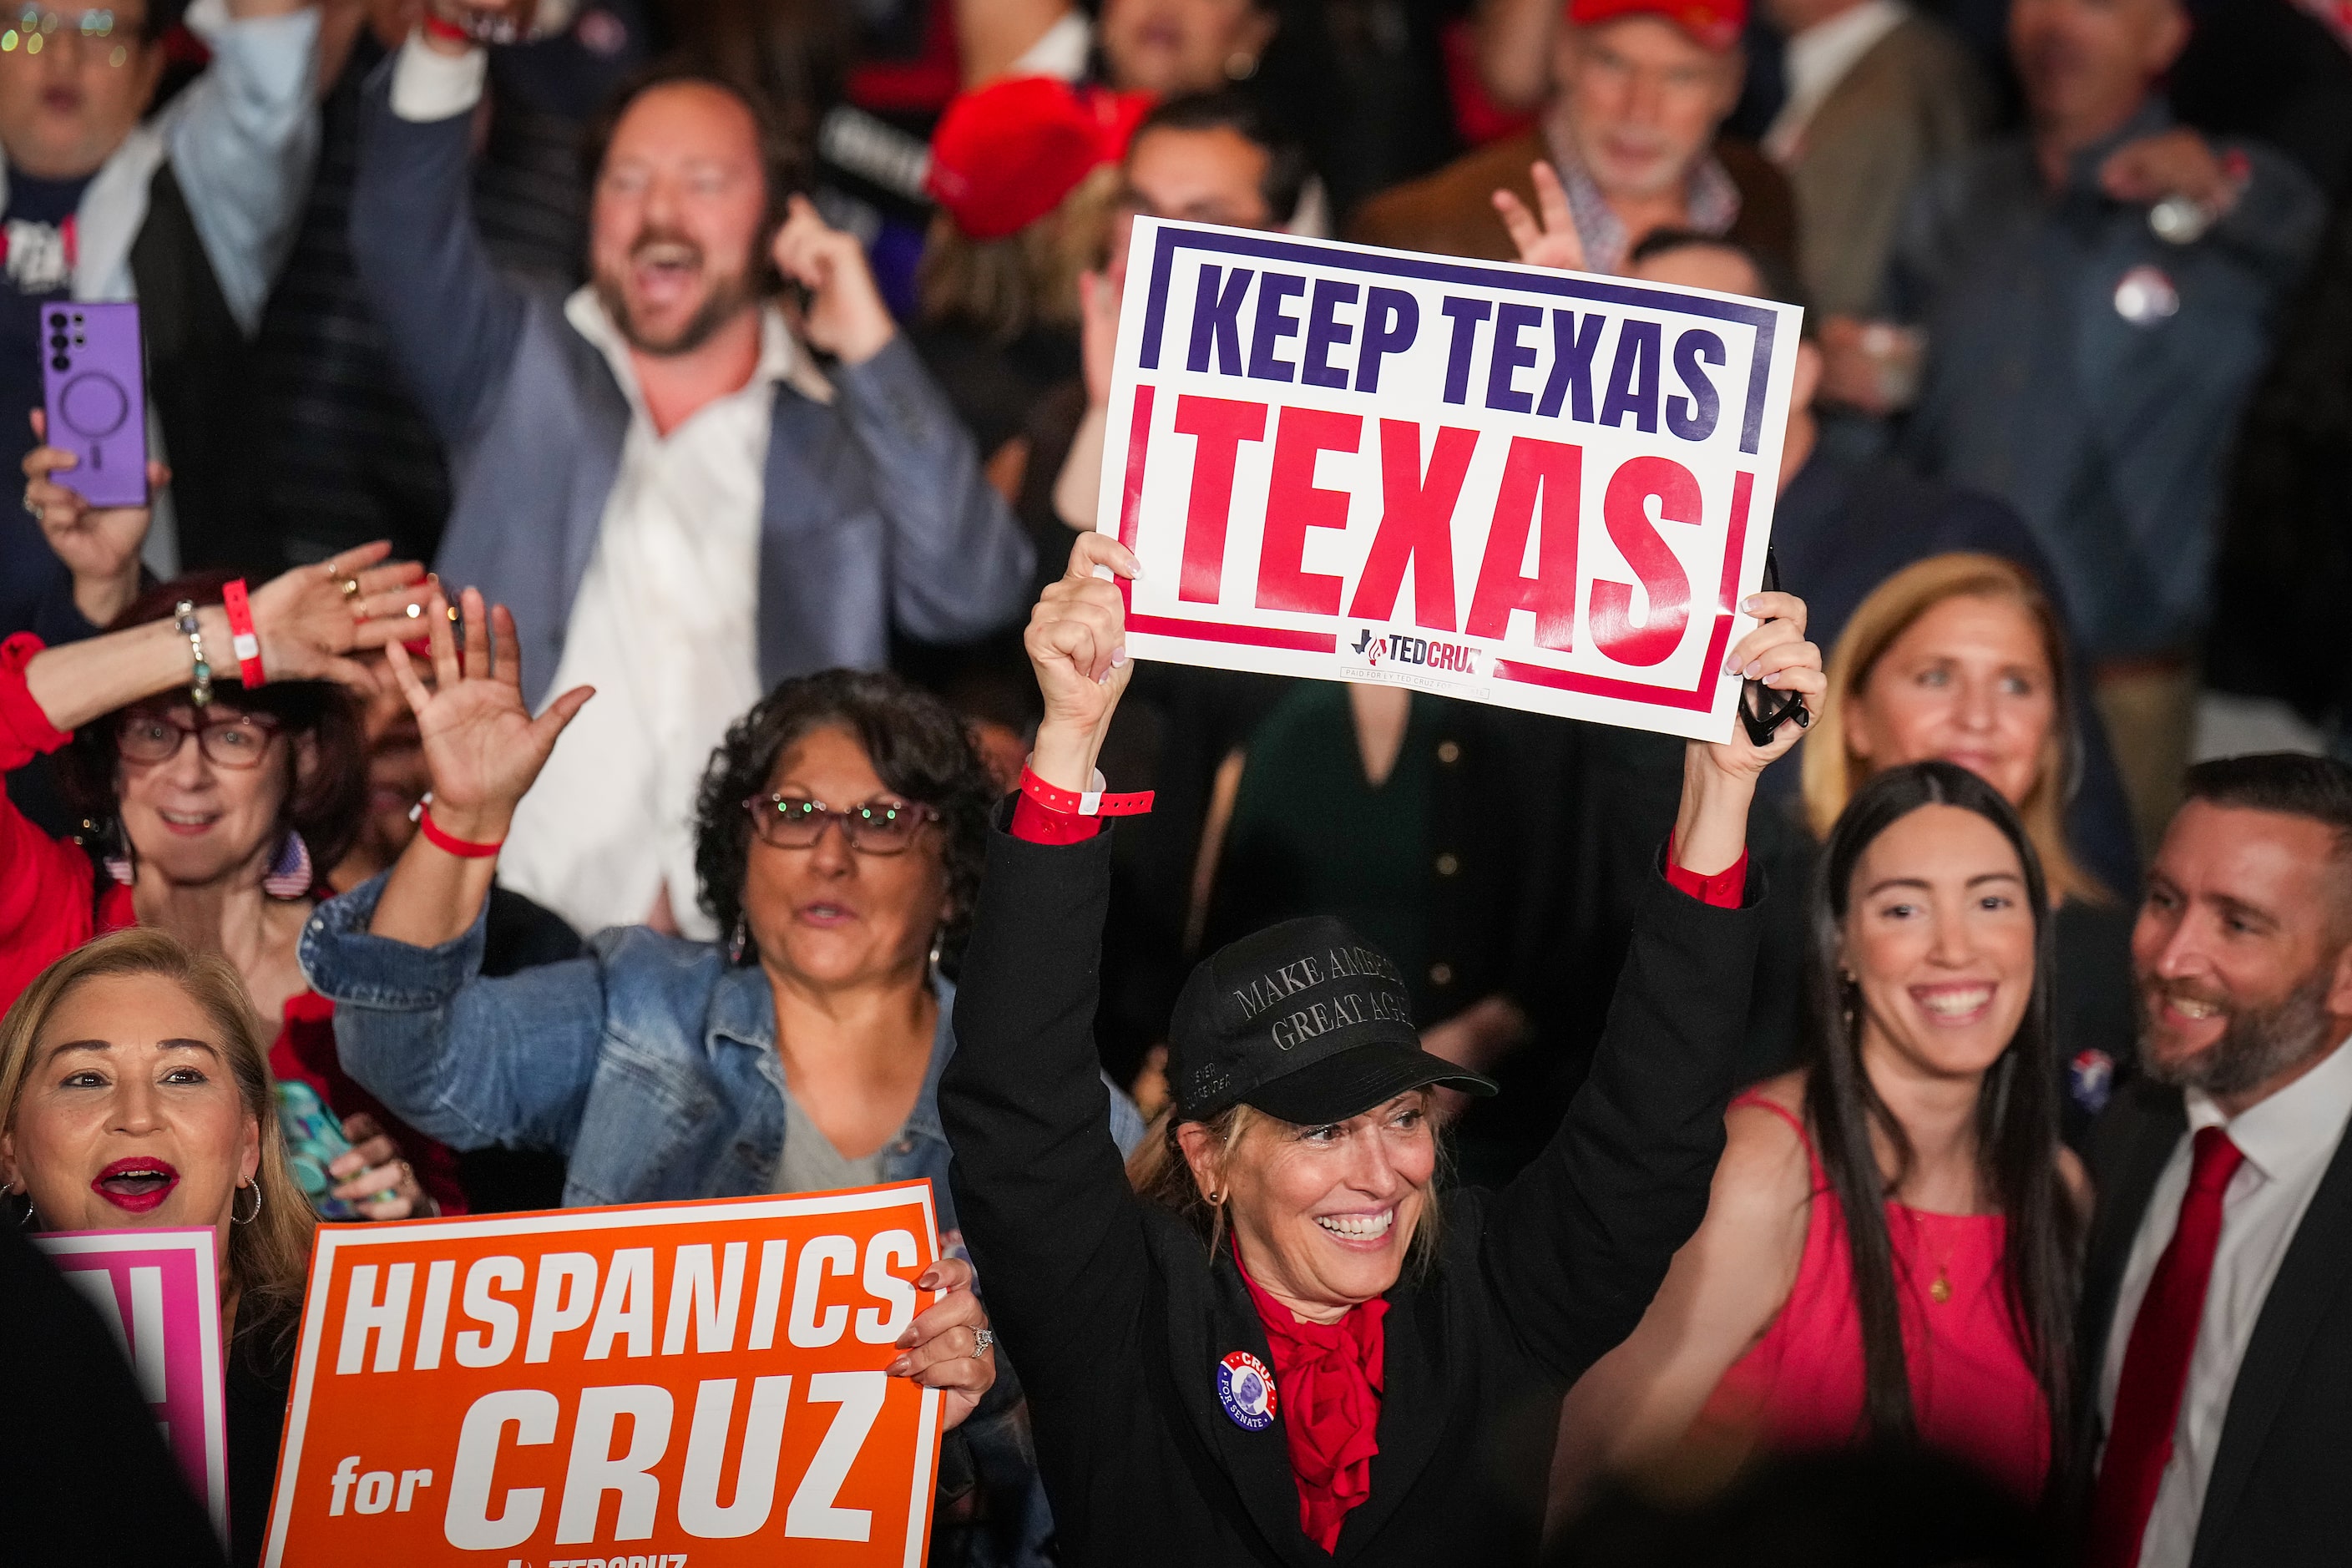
2076, 1075, 2352, 1566
941, 813, 1761, 1566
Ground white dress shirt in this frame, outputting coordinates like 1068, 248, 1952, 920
2098, 1034, 2352, 1568
1763, 0, 1908, 164
496, 294, 832, 941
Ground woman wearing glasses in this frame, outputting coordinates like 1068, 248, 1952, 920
0, 555, 448, 1219
303, 586, 1133, 1563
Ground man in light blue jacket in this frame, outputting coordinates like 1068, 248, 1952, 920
349, 25, 1034, 941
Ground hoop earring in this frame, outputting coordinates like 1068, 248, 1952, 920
729, 913, 750, 965
10, 1183, 33, 1229
233, 1181, 261, 1226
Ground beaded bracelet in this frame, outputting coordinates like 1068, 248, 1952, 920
173, 599, 213, 708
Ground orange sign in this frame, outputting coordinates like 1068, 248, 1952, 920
261, 1185, 945, 1568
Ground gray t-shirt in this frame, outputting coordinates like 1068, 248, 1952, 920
773, 1090, 889, 1195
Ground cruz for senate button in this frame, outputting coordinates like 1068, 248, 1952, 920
1218, 1350, 1278, 1431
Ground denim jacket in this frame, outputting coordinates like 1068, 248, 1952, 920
302, 875, 1142, 1566
299, 873, 1145, 1220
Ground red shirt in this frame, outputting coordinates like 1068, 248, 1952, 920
0, 632, 466, 1215
1008, 777, 1748, 1548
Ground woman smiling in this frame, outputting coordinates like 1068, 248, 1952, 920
2, 929, 318, 1566
1552, 761, 2087, 1516
938, 532, 1823, 1565
1801, 553, 2138, 1141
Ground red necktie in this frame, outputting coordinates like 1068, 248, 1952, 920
2088, 1126, 2247, 1568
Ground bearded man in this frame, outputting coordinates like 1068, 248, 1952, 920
2074, 752, 2352, 1568
350, 21, 1032, 939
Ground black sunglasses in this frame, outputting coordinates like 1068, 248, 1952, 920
1738, 549, 1812, 748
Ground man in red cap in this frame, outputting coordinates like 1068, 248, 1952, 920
1349, 0, 1793, 276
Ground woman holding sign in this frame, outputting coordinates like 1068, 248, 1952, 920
2, 927, 320, 1565
939, 531, 1820, 1564
302, 586, 1120, 1560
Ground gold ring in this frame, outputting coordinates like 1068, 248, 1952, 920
339, 575, 362, 599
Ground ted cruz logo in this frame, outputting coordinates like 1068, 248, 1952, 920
1349, 630, 1479, 676
1216, 1350, 1277, 1431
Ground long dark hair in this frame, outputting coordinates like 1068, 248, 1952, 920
1804, 761, 2080, 1472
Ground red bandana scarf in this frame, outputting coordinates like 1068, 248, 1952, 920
1234, 1241, 1389, 1553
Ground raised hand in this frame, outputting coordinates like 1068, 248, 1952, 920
773, 194, 896, 365
1702, 589, 1823, 782
885, 1255, 996, 1432
23, 407, 169, 627
383, 585, 594, 844
1494, 162, 1588, 273
1672, 589, 1823, 878
1025, 531, 1141, 791
245, 544, 432, 690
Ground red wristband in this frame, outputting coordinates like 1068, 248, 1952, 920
420, 13, 473, 43
220, 579, 265, 689
1018, 765, 1153, 818
416, 802, 503, 858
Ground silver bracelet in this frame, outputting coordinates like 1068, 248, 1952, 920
174, 599, 213, 709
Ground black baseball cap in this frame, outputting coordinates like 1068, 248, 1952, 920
1166, 916, 1498, 1125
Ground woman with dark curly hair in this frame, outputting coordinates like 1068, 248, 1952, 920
303, 587, 1127, 1561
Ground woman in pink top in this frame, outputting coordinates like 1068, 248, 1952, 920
1553, 760, 2087, 1514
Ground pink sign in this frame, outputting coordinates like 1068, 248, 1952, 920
36, 1227, 229, 1540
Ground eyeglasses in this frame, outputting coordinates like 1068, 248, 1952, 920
743, 793, 938, 855
115, 706, 281, 770
1, 8, 134, 63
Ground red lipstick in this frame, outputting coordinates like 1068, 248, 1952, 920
91, 1157, 180, 1214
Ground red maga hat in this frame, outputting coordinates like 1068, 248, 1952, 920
926, 76, 1155, 241
1565, 0, 1748, 50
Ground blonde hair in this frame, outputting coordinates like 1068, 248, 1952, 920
1125, 1096, 1445, 1272
1802, 553, 2107, 904
916, 164, 1120, 344
1, 930, 317, 1325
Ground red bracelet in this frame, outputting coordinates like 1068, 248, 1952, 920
220, 579, 265, 689
415, 802, 503, 858
1018, 765, 1153, 817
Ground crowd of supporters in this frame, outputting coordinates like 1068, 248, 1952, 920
7, 0, 2352, 1564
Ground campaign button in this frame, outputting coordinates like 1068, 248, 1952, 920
1217, 1349, 1277, 1431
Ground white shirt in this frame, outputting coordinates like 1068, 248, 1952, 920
2097, 1035, 2352, 1568
1763, 0, 1908, 164
495, 293, 832, 941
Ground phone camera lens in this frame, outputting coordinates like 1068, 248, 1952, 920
49, 356, 68, 371
48, 336, 65, 351
72, 334, 83, 346
46, 312, 63, 328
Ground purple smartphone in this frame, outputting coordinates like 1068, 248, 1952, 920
40, 300, 147, 508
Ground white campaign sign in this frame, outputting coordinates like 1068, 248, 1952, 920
1095, 219, 1803, 741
